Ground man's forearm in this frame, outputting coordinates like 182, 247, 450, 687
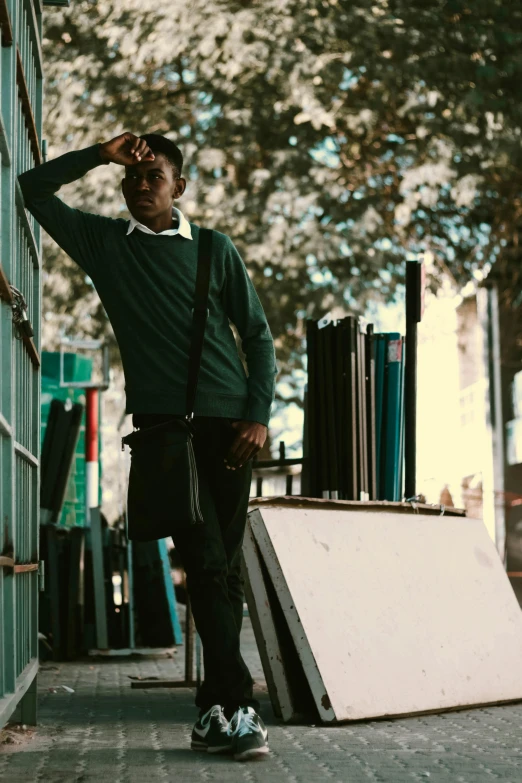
17, 144, 112, 275
18, 144, 108, 205
244, 340, 278, 427
222, 238, 278, 426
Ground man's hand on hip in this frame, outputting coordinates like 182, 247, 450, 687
225, 421, 267, 470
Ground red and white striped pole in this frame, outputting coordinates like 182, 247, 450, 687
85, 388, 99, 511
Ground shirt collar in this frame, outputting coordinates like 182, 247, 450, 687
126, 206, 193, 239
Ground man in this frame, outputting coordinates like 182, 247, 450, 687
19, 132, 277, 761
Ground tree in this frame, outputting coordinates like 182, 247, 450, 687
40, 0, 522, 398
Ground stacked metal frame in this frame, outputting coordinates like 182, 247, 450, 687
305, 317, 405, 502
40, 398, 83, 525
41, 351, 96, 528
0, 0, 43, 728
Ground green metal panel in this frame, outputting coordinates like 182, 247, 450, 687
0, 0, 43, 728
382, 334, 405, 502
41, 352, 94, 528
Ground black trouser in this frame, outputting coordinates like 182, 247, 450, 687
132, 413, 259, 718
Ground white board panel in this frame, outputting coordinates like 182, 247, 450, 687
241, 521, 294, 721
249, 506, 522, 722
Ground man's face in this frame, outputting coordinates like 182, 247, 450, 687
121, 153, 186, 222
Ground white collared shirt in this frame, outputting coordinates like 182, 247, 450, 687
126, 206, 193, 239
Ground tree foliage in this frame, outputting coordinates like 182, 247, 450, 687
40, 0, 522, 394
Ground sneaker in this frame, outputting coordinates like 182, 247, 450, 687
228, 706, 269, 761
191, 705, 233, 754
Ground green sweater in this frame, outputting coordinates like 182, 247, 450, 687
19, 144, 277, 426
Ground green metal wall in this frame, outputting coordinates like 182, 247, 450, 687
0, 0, 43, 728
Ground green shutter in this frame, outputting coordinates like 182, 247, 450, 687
0, 0, 43, 729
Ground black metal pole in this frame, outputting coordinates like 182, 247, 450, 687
305, 320, 319, 497
357, 326, 368, 498
344, 317, 358, 500
335, 322, 346, 499
323, 323, 339, 498
316, 326, 330, 497
404, 258, 424, 499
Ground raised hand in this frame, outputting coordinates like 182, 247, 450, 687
99, 133, 155, 166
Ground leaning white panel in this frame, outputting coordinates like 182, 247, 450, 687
248, 505, 522, 722
241, 520, 296, 722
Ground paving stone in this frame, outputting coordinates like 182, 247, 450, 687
1, 614, 522, 782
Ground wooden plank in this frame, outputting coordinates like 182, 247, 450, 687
249, 508, 336, 724
22, 0, 43, 79
127, 597, 198, 688
88, 647, 176, 657
0, 0, 13, 47
16, 47, 41, 165
131, 679, 197, 689
0, 262, 13, 303
22, 334, 40, 368
13, 563, 39, 573
241, 520, 289, 720
244, 522, 320, 721
0, 108, 12, 165
249, 495, 466, 516
250, 505, 522, 723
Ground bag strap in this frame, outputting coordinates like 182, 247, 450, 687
186, 227, 213, 418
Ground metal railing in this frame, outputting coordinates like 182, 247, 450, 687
0, 0, 43, 728
251, 441, 305, 498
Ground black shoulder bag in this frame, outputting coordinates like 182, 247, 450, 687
121, 228, 213, 542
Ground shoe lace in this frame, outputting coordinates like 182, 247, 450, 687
209, 705, 229, 733
231, 709, 258, 738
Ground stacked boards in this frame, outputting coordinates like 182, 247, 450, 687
40, 398, 84, 525
242, 498, 522, 723
306, 317, 405, 501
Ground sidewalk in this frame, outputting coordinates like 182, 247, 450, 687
1, 614, 521, 783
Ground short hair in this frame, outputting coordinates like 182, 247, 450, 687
139, 133, 183, 177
